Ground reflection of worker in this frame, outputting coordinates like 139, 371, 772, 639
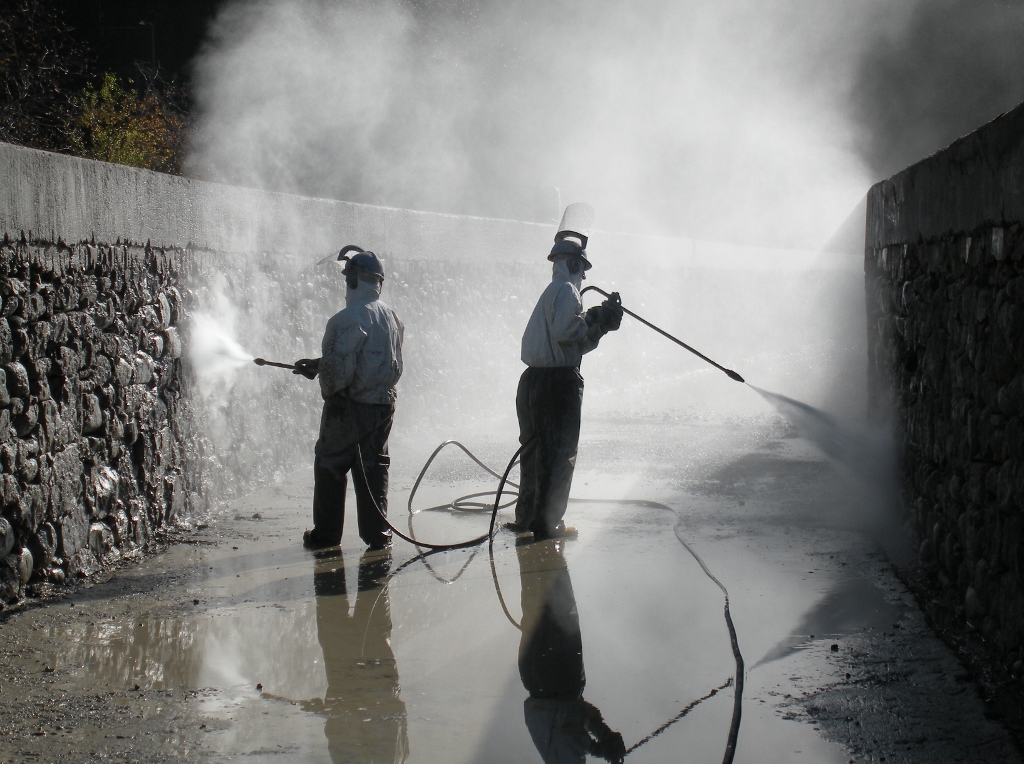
517, 537, 625, 763
304, 550, 409, 763
295, 247, 404, 551
509, 217, 622, 539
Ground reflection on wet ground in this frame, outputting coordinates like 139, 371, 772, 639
5, 416, 1019, 762
31, 491, 844, 759
516, 536, 626, 763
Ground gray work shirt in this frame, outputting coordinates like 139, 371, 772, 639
521, 258, 598, 368
318, 284, 404, 404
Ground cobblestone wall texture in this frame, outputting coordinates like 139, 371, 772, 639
866, 102, 1024, 662
0, 240, 189, 599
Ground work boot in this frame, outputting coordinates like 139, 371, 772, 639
302, 529, 340, 550
536, 523, 578, 540
501, 521, 530, 534
366, 537, 393, 552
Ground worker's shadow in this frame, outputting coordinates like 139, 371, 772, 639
516, 537, 625, 764
300, 550, 409, 763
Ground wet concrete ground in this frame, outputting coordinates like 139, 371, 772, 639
0, 414, 1020, 763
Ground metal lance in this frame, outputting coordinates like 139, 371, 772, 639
581, 285, 745, 383
253, 358, 296, 371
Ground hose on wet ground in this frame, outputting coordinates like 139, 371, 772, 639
368, 439, 744, 763
350, 438, 524, 554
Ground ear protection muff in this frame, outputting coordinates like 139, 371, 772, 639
566, 256, 582, 275
337, 245, 365, 290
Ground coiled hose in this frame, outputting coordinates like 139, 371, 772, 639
355, 438, 743, 763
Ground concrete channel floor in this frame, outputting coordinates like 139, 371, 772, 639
0, 414, 1019, 763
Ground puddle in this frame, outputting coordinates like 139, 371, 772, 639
29, 483, 850, 763
7, 421, 1017, 763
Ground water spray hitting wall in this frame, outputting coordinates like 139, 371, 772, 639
181, 0, 1024, 469
0, 139, 880, 598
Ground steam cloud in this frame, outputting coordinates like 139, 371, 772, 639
187, 0, 875, 250
188, 0, 1024, 249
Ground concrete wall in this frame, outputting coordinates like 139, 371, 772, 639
0, 141, 557, 262
866, 102, 1024, 660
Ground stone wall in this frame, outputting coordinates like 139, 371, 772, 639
0, 239, 188, 599
866, 101, 1024, 660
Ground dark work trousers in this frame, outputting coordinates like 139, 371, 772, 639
312, 395, 394, 548
515, 366, 584, 536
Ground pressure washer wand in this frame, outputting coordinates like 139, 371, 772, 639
253, 358, 296, 370
581, 285, 745, 383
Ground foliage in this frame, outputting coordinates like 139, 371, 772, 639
0, 0, 189, 173
70, 72, 187, 173
0, 0, 92, 152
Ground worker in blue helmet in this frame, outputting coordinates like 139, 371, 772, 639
508, 212, 623, 540
294, 246, 405, 551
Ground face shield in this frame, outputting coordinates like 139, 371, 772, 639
554, 202, 594, 250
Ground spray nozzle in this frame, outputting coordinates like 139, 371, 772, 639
253, 358, 296, 370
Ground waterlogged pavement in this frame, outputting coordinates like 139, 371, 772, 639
0, 416, 1019, 763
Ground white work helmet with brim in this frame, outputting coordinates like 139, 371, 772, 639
549, 202, 594, 269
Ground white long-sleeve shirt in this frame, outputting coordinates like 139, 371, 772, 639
318, 280, 404, 404
520, 258, 598, 368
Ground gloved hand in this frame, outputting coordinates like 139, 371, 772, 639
583, 700, 626, 763
584, 293, 623, 334
292, 358, 320, 380
600, 292, 623, 331
584, 305, 605, 328
590, 729, 626, 763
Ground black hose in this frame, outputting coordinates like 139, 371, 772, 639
355, 438, 525, 552
349, 435, 743, 761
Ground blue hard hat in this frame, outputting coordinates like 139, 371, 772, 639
547, 238, 592, 270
